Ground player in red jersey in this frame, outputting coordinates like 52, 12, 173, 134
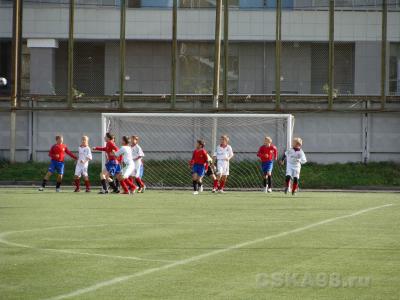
92, 132, 121, 194
189, 139, 208, 195
39, 135, 77, 192
257, 136, 278, 193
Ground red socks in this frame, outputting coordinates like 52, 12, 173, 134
219, 180, 225, 190
84, 180, 90, 190
74, 179, 80, 190
126, 178, 137, 192
135, 177, 145, 188
292, 181, 298, 193
213, 180, 218, 189
120, 179, 129, 193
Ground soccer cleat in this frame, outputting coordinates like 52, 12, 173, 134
267, 188, 272, 193
98, 189, 109, 194
74, 188, 80, 193
211, 188, 217, 193
218, 189, 225, 193
56, 188, 61, 193
199, 185, 204, 192
38, 187, 44, 191
284, 187, 289, 194
121, 191, 130, 195
85, 189, 90, 193
111, 189, 120, 194
193, 191, 199, 195
292, 191, 296, 196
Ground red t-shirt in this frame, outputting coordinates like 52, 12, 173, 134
257, 144, 278, 162
94, 141, 119, 162
49, 143, 77, 162
190, 149, 208, 165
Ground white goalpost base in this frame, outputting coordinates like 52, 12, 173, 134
101, 113, 294, 190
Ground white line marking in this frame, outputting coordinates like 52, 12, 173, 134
43, 203, 393, 300
0, 224, 175, 263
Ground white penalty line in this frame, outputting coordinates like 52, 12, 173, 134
44, 203, 393, 300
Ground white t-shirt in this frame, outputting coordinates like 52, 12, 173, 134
115, 145, 134, 165
285, 148, 307, 168
77, 146, 92, 166
131, 144, 144, 162
214, 145, 234, 161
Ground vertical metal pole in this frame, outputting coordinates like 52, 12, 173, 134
67, 0, 75, 108
275, 0, 281, 110
223, 0, 229, 110
328, 0, 335, 110
119, 0, 126, 109
213, 0, 222, 110
171, 0, 177, 109
381, 0, 387, 110
10, 0, 23, 163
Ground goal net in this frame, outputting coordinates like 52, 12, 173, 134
102, 113, 294, 190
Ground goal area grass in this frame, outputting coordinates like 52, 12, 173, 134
0, 190, 399, 299
0, 160, 399, 189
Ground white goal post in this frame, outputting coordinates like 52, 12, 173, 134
101, 113, 294, 190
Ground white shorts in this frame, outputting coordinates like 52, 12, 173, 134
216, 160, 230, 176
121, 163, 135, 179
75, 163, 89, 177
131, 160, 143, 178
286, 165, 301, 178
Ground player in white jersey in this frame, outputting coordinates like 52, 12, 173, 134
213, 135, 234, 193
280, 137, 307, 196
130, 135, 146, 193
74, 136, 92, 192
113, 136, 137, 194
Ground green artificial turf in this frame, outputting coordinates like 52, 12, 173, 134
0, 190, 399, 299
0, 160, 399, 189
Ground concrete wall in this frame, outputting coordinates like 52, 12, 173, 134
1, 5, 399, 42
0, 110, 399, 163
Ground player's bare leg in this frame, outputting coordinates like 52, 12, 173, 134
74, 175, 81, 192
56, 174, 63, 192
39, 171, 52, 191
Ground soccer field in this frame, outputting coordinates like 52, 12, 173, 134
0, 189, 399, 300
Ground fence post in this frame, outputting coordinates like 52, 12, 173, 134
67, 0, 75, 109
275, 0, 282, 110
328, 0, 334, 110
119, 0, 126, 109
10, 0, 23, 163
213, 0, 222, 110
381, 0, 387, 110
223, 0, 229, 110
171, 0, 177, 109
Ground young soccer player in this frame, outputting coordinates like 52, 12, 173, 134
213, 135, 234, 193
93, 132, 120, 194
113, 136, 137, 195
39, 135, 77, 192
280, 137, 307, 196
130, 135, 146, 193
73, 136, 92, 192
189, 139, 208, 195
257, 136, 278, 193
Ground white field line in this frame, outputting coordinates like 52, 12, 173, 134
43, 203, 393, 300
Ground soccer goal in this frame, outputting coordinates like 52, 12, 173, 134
102, 113, 294, 190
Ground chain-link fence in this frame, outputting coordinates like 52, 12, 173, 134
1, 0, 399, 110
